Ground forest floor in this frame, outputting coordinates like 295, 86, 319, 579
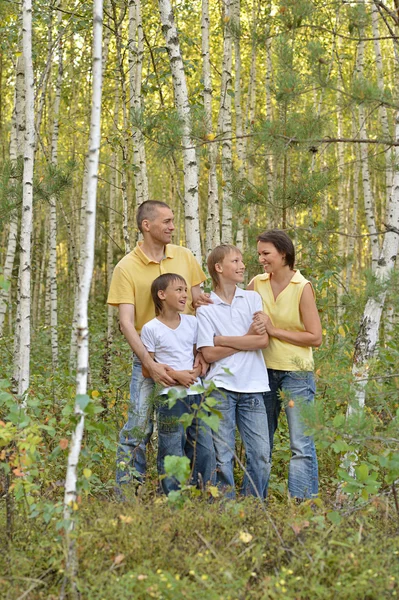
1, 313, 399, 599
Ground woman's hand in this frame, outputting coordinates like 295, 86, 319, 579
253, 311, 275, 335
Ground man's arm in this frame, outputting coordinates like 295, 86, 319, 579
118, 304, 176, 386
191, 284, 213, 309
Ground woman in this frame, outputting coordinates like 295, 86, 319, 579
248, 230, 322, 499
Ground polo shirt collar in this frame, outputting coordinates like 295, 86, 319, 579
210, 286, 245, 305
134, 242, 175, 265
258, 269, 302, 284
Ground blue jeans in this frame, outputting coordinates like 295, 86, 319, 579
157, 393, 216, 495
116, 356, 155, 485
211, 388, 271, 499
263, 369, 318, 499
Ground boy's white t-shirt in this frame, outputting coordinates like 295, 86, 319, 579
196, 288, 270, 393
140, 314, 201, 396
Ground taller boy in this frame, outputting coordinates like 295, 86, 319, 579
196, 245, 271, 498
107, 201, 207, 485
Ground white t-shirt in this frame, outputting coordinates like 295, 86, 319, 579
196, 288, 270, 393
140, 314, 201, 396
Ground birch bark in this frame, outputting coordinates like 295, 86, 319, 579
63, 0, 102, 588
159, 0, 202, 261
202, 0, 220, 254
48, 1, 63, 370
18, 0, 35, 397
348, 109, 399, 414
233, 0, 245, 249
128, 0, 149, 207
218, 0, 233, 243
356, 9, 380, 271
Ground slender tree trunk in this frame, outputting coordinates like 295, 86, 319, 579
356, 10, 380, 271
265, 17, 274, 213
218, 0, 233, 243
348, 109, 399, 416
111, 0, 131, 254
63, 0, 103, 594
128, 0, 149, 207
233, 0, 245, 249
48, 1, 63, 371
202, 0, 220, 254
17, 0, 35, 398
159, 0, 202, 261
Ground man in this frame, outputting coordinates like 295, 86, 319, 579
107, 200, 208, 487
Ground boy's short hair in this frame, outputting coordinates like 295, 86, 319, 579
257, 230, 295, 269
151, 273, 187, 315
207, 244, 241, 289
136, 200, 171, 233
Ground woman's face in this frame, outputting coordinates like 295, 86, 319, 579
257, 241, 286, 273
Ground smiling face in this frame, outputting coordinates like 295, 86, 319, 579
158, 279, 188, 313
143, 206, 175, 245
216, 250, 245, 284
257, 241, 287, 274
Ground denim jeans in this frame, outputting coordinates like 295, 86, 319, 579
263, 369, 318, 499
210, 388, 271, 499
157, 393, 216, 495
116, 356, 155, 485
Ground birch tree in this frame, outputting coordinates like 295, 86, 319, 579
48, 1, 63, 370
356, 4, 380, 271
348, 109, 399, 414
202, 0, 220, 254
159, 0, 202, 261
0, 49, 25, 336
63, 0, 103, 590
128, 0, 149, 207
17, 0, 35, 397
218, 0, 233, 243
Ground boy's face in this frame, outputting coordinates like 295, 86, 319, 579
217, 251, 245, 284
158, 279, 188, 312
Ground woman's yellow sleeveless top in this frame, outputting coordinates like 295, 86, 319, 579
253, 270, 314, 372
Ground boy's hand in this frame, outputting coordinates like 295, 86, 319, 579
194, 352, 209, 376
173, 370, 198, 388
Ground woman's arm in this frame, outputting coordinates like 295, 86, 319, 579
253, 284, 322, 348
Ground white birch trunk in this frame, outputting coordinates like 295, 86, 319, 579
202, 0, 220, 254
48, 1, 63, 370
346, 128, 360, 289
128, 0, 149, 207
356, 12, 380, 271
159, 0, 202, 261
63, 2, 102, 588
18, 0, 35, 398
233, 0, 245, 250
348, 109, 399, 416
371, 3, 393, 208
218, 0, 233, 243
265, 21, 274, 209
110, 0, 131, 254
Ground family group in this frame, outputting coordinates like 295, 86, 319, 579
107, 201, 322, 500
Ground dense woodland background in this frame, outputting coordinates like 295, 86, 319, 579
1, 0, 399, 597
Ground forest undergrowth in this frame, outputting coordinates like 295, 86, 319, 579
1, 290, 399, 599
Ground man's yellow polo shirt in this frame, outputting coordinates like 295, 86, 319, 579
107, 243, 206, 333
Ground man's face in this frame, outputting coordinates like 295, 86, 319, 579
144, 207, 175, 245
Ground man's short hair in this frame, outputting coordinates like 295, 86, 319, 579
257, 230, 295, 269
207, 244, 241, 289
151, 273, 187, 316
136, 201, 171, 233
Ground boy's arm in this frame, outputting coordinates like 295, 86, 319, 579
196, 308, 238, 364
214, 331, 269, 350
200, 346, 239, 363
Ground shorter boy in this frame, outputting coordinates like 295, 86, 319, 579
140, 273, 215, 494
196, 245, 271, 498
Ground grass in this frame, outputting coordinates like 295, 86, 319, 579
1, 491, 399, 599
